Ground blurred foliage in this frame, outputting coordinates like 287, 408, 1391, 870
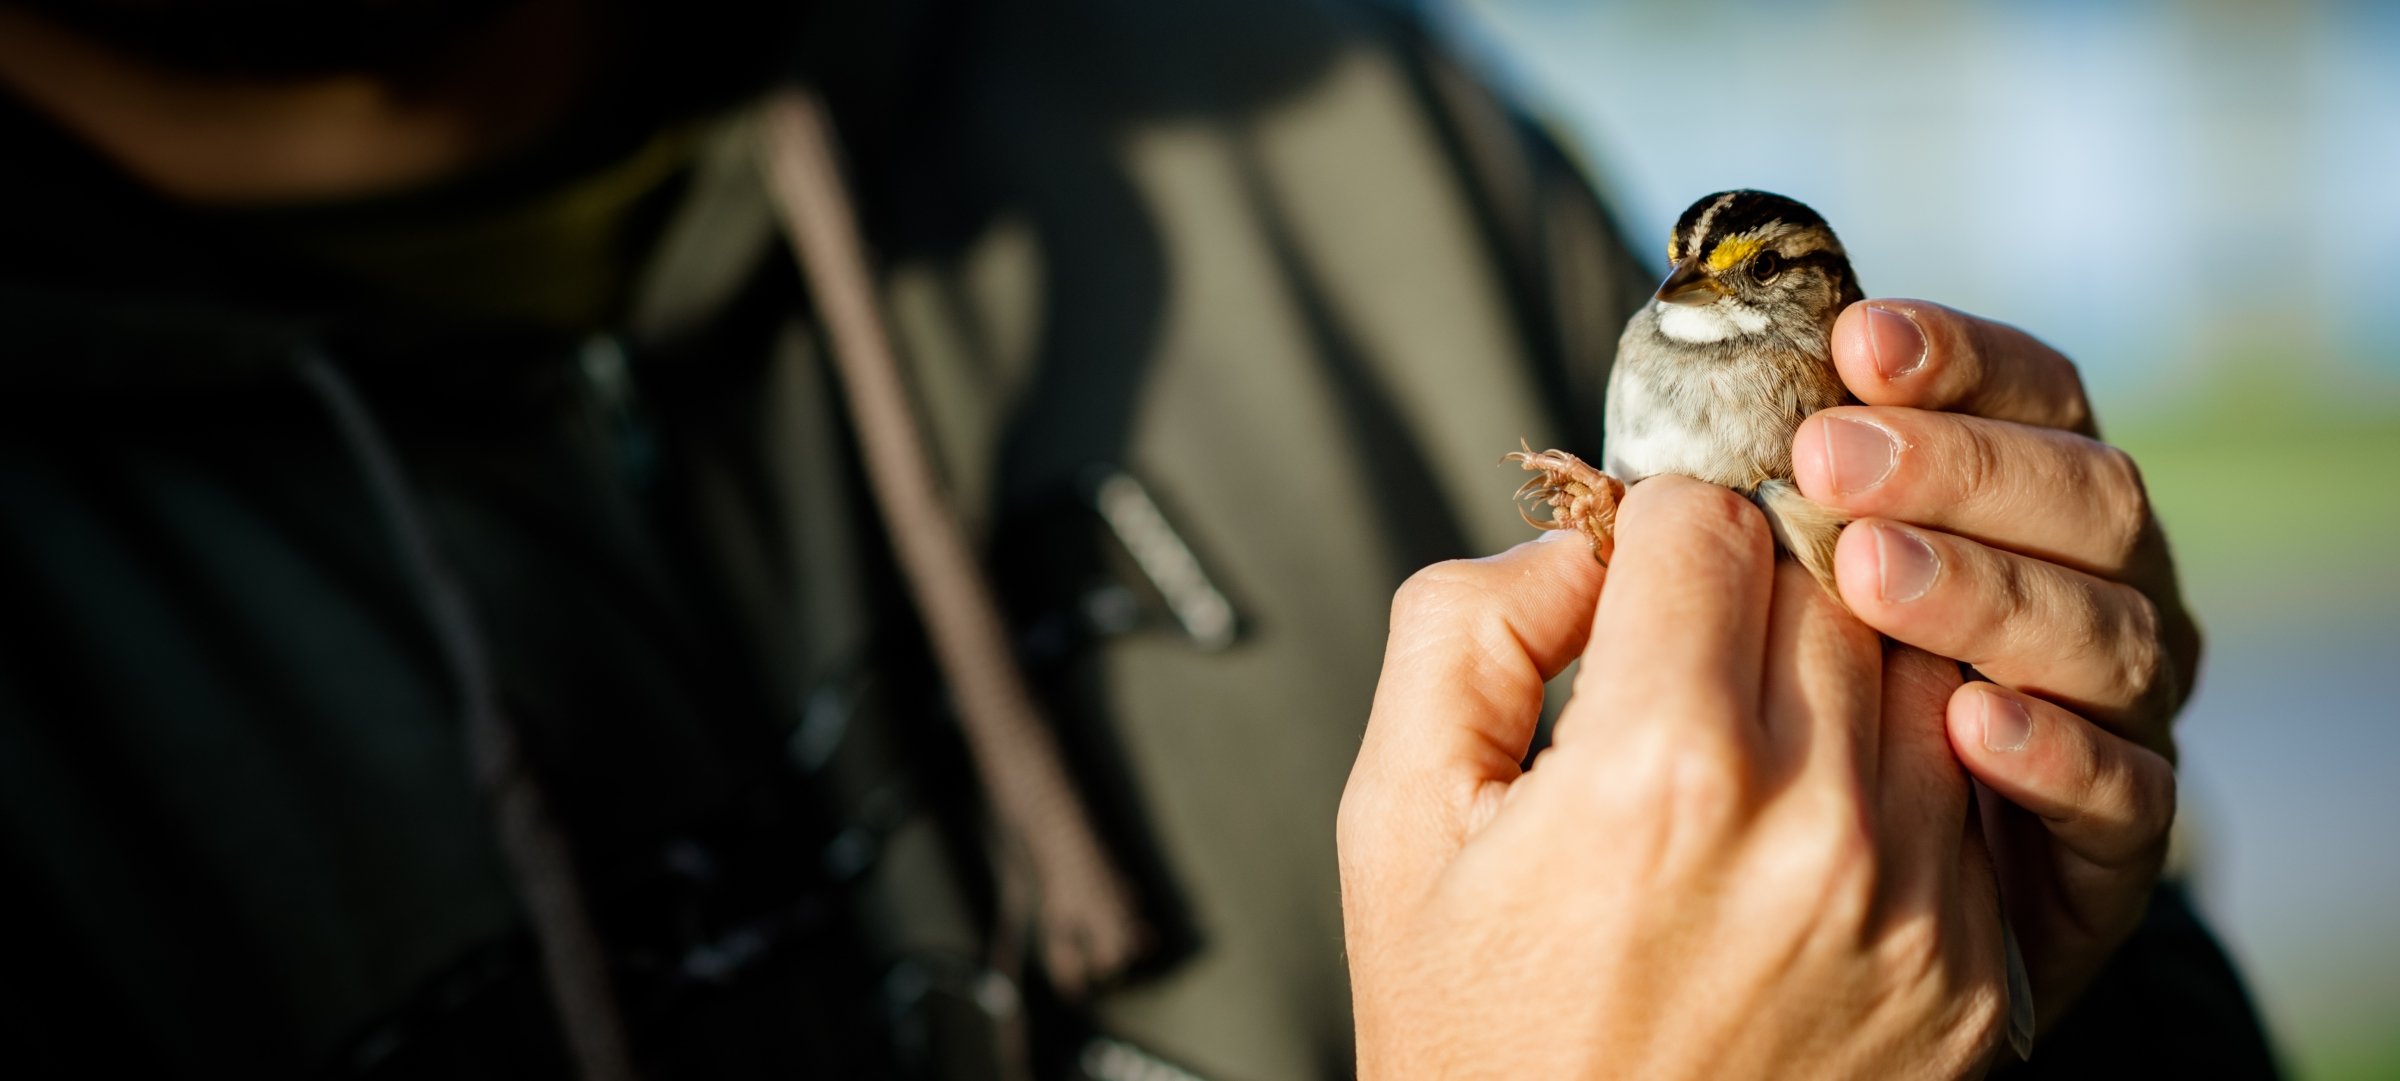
2114, 365, 2400, 622
2315, 1036, 2400, 1081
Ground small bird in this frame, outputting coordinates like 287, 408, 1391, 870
1510, 189, 1859, 590
1510, 189, 2040, 1059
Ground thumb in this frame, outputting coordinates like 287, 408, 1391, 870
1341, 533, 1605, 902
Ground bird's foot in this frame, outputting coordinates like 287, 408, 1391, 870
1504, 439, 1624, 565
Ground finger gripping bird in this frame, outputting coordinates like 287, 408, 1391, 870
1510, 189, 1862, 592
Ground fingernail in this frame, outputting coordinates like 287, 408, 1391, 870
1866, 305, 1927, 380
1821, 416, 1899, 495
1981, 690, 2033, 753
1538, 528, 1580, 543
1873, 522, 1940, 603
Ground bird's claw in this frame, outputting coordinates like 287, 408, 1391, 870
1504, 440, 1623, 564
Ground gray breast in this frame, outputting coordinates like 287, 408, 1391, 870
1601, 309, 1826, 491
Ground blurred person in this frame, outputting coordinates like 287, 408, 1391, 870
0, 0, 2278, 1077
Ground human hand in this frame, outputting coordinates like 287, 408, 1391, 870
1340, 477, 2009, 1080
1792, 299, 2194, 1030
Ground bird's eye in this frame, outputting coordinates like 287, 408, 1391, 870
1750, 251, 1782, 282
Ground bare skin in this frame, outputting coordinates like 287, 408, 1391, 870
0, 0, 598, 204
1346, 479, 2011, 1078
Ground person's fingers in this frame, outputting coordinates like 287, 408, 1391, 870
1758, 561, 1884, 795
1887, 664, 2010, 1050
1830, 300, 2097, 436
1948, 802, 2013, 1056
1791, 406, 2203, 708
1831, 520, 2183, 745
1790, 407, 2151, 580
1344, 534, 1606, 887
1944, 683, 2176, 880
1875, 644, 1971, 874
1560, 475, 1775, 759
1861, 644, 2000, 1049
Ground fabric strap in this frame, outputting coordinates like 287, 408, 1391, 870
296, 350, 641, 1081
757, 86, 1150, 996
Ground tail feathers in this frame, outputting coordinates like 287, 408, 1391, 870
1753, 479, 1849, 600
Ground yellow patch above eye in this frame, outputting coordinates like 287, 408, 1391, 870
1706, 235, 1765, 273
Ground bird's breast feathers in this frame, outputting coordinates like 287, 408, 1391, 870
1603, 308, 1829, 490
1604, 363, 1772, 488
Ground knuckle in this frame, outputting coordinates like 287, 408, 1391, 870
1389, 560, 1484, 631
2004, 563, 2106, 679
2054, 358, 2096, 433
1983, 317, 2092, 425
1961, 312, 2098, 433
1877, 910, 1948, 981
1806, 806, 1879, 911
1391, 561, 1534, 695
1989, 548, 2044, 642
2110, 586, 2169, 706
1637, 734, 1750, 829
2088, 441, 2154, 568
1334, 776, 1387, 855
1953, 421, 2008, 504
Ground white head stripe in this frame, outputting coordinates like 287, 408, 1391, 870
1690, 192, 1738, 246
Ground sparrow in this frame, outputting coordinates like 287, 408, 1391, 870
1510, 189, 1858, 590
1509, 188, 2040, 1059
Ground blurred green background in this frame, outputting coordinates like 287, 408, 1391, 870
1453, 1, 2400, 1077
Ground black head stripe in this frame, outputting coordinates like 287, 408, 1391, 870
1673, 189, 1838, 260
1710, 191, 1830, 240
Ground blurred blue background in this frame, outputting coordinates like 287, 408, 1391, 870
1448, 1, 2400, 1077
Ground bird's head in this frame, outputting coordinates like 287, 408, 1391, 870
1651, 190, 1862, 345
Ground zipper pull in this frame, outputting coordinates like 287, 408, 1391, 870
578, 334, 656, 488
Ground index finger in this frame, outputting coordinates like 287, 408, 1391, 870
1348, 534, 1607, 853
1832, 300, 2098, 436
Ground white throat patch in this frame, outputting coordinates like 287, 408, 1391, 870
1655, 299, 1770, 344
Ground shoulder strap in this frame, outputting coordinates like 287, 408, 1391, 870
758, 87, 1150, 997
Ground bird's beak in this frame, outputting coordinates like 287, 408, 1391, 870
1654, 256, 1722, 306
